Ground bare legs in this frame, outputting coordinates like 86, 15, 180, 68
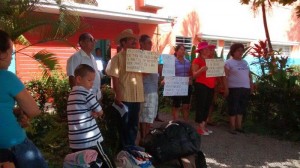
172, 104, 190, 122
229, 114, 243, 133
139, 122, 151, 141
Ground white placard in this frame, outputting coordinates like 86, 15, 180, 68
161, 54, 175, 76
126, 49, 159, 73
205, 59, 225, 77
163, 76, 189, 96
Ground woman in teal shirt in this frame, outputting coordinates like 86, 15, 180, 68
0, 30, 48, 167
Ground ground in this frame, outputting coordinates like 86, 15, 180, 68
152, 112, 300, 168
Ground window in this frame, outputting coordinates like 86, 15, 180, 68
272, 45, 291, 57
202, 39, 217, 47
223, 41, 249, 56
175, 36, 192, 53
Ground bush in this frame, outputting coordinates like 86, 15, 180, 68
25, 71, 70, 119
248, 83, 300, 140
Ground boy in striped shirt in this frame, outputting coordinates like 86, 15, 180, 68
67, 64, 113, 168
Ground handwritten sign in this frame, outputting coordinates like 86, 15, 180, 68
126, 49, 159, 73
205, 59, 225, 77
161, 54, 175, 76
163, 76, 189, 96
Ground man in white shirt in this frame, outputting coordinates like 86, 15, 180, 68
66, 33, 101, 100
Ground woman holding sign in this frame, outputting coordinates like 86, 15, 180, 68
224, 43, 253, 134
192, 41, 217, 136
171, 44, 192, 122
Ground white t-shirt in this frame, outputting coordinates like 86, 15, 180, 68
225, 58, 251, 88
66, 50, 101, 99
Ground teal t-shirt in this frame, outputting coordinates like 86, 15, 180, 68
0, 70, 26, 148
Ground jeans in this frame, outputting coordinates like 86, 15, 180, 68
121, 102, 140, 147
11, 138, 48, 168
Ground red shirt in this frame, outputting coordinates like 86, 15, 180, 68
193, 57, 216, 88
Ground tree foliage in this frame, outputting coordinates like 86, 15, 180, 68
0, 0, 85, 74
240, 0, 300, 16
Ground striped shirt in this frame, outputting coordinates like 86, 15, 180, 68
67, 86, 103, 149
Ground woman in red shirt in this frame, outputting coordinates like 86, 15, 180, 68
192, 42, 217, 135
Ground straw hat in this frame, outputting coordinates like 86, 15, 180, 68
115, 29, 138, 44
194, 41, 216, 53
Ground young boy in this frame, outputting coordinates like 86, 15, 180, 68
67, 64, 113, 168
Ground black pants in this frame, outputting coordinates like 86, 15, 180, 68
71, 142, 113, 168
194, 83, 214, 123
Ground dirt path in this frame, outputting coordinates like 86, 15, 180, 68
153, 112, 300, 168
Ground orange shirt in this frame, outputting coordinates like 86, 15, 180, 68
193, 57, 216, 88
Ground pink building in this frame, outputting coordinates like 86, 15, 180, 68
15, 0, 300, 81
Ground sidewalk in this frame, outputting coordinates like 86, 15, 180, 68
152, 112, 300, 168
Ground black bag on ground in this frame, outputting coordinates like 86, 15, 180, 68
142, 120, 201, 163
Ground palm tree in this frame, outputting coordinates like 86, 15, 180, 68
240, 0, 299, 51
0, 0, 85, 76
240, 0, 299, 74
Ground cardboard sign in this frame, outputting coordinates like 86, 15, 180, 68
163, 76, 189, 96
205, 59, 225, 77
161, 54, 175, 76
126, 49, 159, 73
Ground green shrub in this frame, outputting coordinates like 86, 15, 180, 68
25, 71, 70, 118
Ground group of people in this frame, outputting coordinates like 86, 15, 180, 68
168, 41, 253, 135
0, 27, 253, 167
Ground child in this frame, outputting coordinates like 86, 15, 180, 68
67, 64, 113, 168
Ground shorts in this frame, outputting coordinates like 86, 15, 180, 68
140, 92, 158, 123
172, 85, 192, 108
227, 88, 250, 116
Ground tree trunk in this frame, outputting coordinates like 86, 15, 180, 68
262, 2, 273, 51
262, 2, 276, 74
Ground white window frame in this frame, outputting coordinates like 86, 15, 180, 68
272, 45, 291, 57
175, 36, 192, 53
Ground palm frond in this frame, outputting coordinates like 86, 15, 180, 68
31, 49, 59, 71
15, 35, 31, 46
0, 0, 86, 74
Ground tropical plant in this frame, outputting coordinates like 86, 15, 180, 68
245, 39, 300, 140
0, 0, 85, 76
249, 40, 296, 87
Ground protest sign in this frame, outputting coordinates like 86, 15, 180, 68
205, 58, 225, 77
126, 49, 159, 73
161, 54, 175, 76
163, 76, 189, 96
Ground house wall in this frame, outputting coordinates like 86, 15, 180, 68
16, 17, 140, 82
15, 0, 300, 81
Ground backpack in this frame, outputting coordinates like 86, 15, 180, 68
142, 121, 202, 163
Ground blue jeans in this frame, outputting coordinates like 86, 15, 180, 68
121, 102, 140, 147
11, 138, 48, 168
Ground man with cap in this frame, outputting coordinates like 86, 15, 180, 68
106, 29, 144, 147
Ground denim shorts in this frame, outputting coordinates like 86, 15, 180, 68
10, 138, 48, 168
